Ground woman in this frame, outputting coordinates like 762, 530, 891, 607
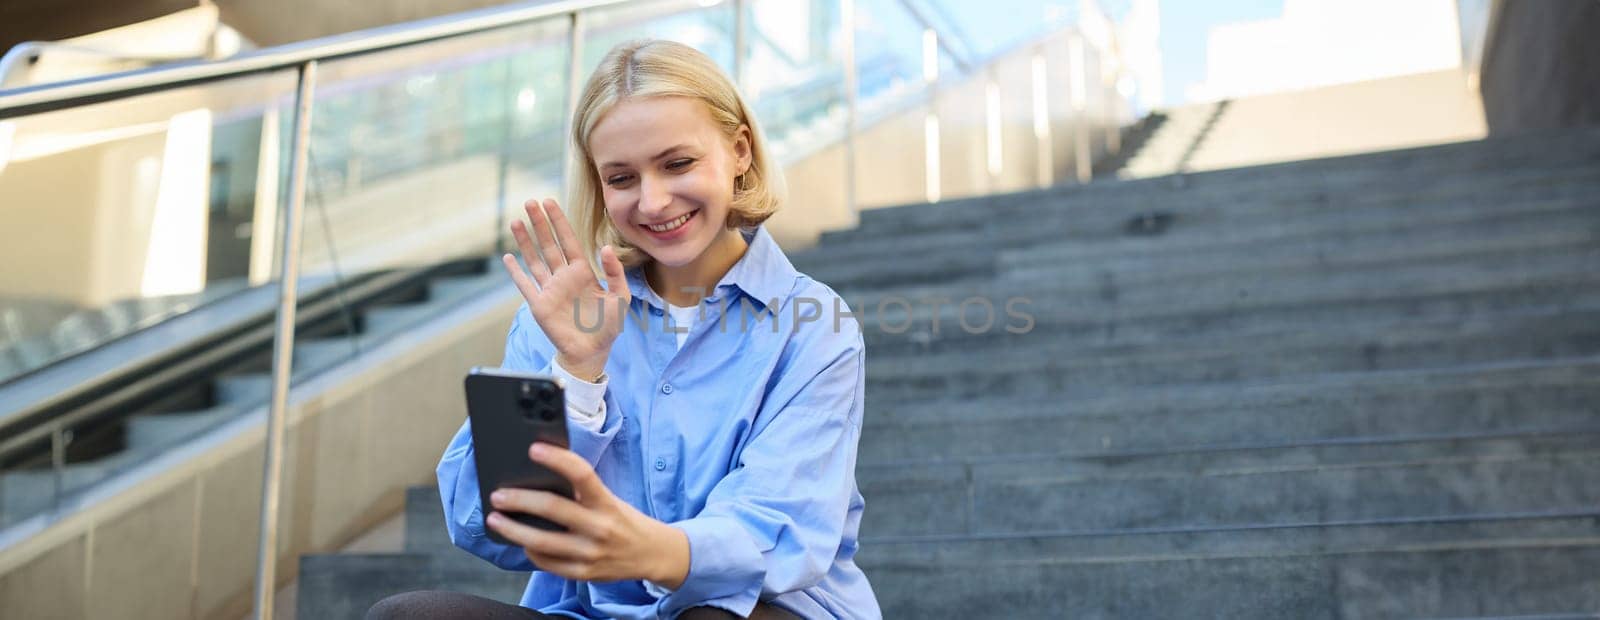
370, 39, 879, 619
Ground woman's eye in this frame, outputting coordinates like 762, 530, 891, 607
606, 175, 633, 186
667, 158, 694, 170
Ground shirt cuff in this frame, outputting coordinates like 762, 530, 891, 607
553, 356, 608, 433
643, 580, 674, 599
656, 516, 764, 618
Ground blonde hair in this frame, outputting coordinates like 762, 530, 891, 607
567, 39, 785, 272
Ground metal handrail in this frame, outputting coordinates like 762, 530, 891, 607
895, 0, 973, 72
0, 0, 638, 120
0, 41, 205, 89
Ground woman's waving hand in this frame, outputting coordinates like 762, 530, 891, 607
500, 198, 631, 381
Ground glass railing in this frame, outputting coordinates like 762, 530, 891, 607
0, 68, 301, 528
1455, 0, 1493, 88
0, 0, 1132, 563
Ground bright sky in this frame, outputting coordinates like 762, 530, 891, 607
1158, 0, 1286, 106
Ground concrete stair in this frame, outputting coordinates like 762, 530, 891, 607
296, 486, 529, 618
811, 128, 1600, 617
287, 128, 1600, 617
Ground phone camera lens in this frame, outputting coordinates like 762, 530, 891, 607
517, 396, 537, 410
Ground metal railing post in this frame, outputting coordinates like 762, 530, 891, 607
562, 11, 585, 206
842, 0, 858, 217
1032, 48, 1053, 189
253, 58, 317, 620
1069, 34, 1091, 184
922, 27, 940, 203
732, 0, 747, 92
50, 425, 66, 506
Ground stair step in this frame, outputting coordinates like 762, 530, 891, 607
857, 510, 1600, 564
866, 354, 1600, 425
843, 125, 1600, 235
858, 446, 1600, 537
859, 540, 1600, 619
834, 160, 1600, 246
0, 449, 141, 527
429, 271, 502, 304
124, 408, 239, 452
860, 275, 1600, 361
862, 391, 1600, 461
846, 247, 1600, 334
807, 195, 1598, 289
215, 374, 272, 406
864, 312, 1600, 402
360, 304, 438, 341
296, 553, 529, 620
295, 338, 359, 374
403, 485, 453, 556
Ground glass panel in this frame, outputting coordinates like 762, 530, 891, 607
746, 0, 851, 164
580, 1, 736, 76
916, 0, 1078, 61
500, 33, 578, 256
853, 0, 930, 124
1456, 0, 1492, 75
748, 0, 857, 245
0, 71, 298, 385
293, 18, 571, 371
0, 69, 298, 527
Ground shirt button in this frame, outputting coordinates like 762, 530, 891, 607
660, 383, 673, 395
654, 457, 667, 471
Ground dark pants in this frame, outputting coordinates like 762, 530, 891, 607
366, 590, 800, 619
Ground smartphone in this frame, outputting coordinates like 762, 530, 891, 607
464, 366, 572, 543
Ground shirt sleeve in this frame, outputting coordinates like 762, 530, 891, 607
436, 305, 624, 569
553, 356, 608, 433
654, 330, 866, 618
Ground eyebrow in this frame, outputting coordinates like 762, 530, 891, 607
599, 144, 694, 170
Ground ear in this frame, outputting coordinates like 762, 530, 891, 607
733, 124, 753, 176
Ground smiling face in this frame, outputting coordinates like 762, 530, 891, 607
588, 95, 752, 269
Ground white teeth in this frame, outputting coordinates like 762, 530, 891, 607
646, 211, 692, 232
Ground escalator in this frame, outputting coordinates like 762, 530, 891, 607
0, 255, 506, 528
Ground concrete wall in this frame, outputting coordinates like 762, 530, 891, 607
0, 288, 519, 620
1174, 69, 1486, 174
775, 28, 1123, 249
1478, 0, 1600, 135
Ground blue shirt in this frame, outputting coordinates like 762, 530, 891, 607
437, 226, 881, 619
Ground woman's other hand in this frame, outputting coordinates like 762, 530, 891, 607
486, 442, 691, 587
501, 198, 630, 380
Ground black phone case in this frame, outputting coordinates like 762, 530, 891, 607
464, 368, 573, 544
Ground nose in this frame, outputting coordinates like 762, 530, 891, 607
638, 174, 671, 218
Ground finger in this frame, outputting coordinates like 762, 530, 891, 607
511, 215, 551, 288
486, 511, 598, 561
500, 253, 542, 303
490, 488, 600, 538
523, 550, 596, 582
527, 198, 569, 274
529, 442, 608, 505
543, 199, 587, 267
600, 245, 629, 298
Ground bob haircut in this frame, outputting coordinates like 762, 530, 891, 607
568, 39, 786, 273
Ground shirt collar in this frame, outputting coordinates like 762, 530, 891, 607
623, 225, 798, 316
